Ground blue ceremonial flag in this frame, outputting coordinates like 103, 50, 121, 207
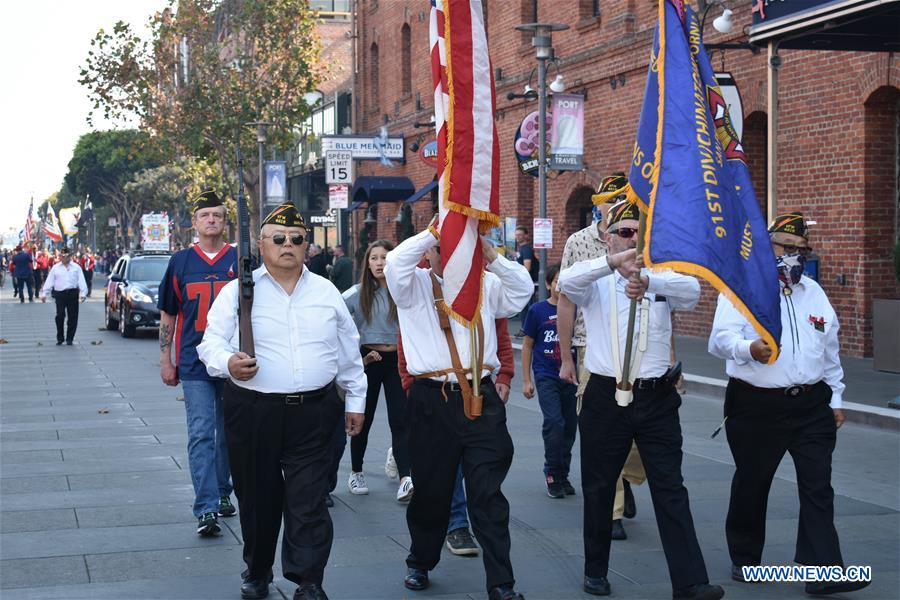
627, 0, 782, 361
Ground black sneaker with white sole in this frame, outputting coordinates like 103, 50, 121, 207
218, 495, 236, 517
446, 527, 479, 556
197, 511, 221, 537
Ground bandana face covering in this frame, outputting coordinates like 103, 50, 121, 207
776, 253, 806, 287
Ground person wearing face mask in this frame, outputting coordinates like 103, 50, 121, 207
708, 212, 868, 596
559, 200, 722, 600
341, 239, 413, 503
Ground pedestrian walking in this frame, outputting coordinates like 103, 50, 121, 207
40, 247, 87, 345
341, 240, 413, 502
557, 173, 646, 540
559, 200, 723, 599
12, 245, 35, 302
198, 203, 366, 600
521, 263, 578, 499
157, 191, 238, 538
708, 212, 870, 595
329, 244, 353, 292
79, 249, 96, 296
513, 226, 539, 336
384, 224, 532, 600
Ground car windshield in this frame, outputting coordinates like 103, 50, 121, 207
127, 258, 169, 283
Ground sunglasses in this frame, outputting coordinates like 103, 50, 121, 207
779, 244, 812, 257
611, 227, 638, 239
264, 233, 305, 246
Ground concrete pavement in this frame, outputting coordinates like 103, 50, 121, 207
2, 281, 898, 599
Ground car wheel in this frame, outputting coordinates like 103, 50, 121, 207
105, 296, 118, 330
119, 304, 136, 338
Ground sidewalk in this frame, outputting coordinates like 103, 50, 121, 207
2, 284, 897, 599
507, 318, 900, 429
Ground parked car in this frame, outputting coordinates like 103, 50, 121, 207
105, 252, 171, 338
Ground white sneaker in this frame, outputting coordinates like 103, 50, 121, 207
385, 447, 399, 480
396, 476, 414, 503
348, 471, 369, 495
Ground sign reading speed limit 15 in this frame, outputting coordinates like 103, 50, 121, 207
325, 150, 354, 184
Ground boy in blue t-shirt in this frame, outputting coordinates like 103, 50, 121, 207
522, 264, 578, 499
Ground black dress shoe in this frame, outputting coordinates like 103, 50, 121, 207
56, 341, 63, 345
294, 582, 329, 600
731, 564, 749, 582
672, 583, 725, 600
241, 570, 273, 599
488, 583, 525, 600
583, 576, 611, 596
805, 580, 871, 596
404, 567, 429, 591
611, 519, 627, 540
66, 341, 73, 345
325, 493, 334, 507
622, 479, 636, 519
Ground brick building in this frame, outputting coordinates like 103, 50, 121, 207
350, 0, 899, 358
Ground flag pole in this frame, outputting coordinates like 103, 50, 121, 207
617, 209, 648, 402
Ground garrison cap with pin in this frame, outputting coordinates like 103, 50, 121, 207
606, 199, 642, 229
768, 211, 809, 240
262, 203, 306, 229
192, 190, 224, 213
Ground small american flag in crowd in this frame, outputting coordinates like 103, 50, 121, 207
429, 0, 500, 326
23, 198, 34, 243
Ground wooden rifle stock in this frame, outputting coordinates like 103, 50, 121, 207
235, 147, 255, 357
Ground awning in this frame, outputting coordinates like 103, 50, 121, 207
405, 180, 439, 204
350, 176, 416, 206
749, 0, 900, 52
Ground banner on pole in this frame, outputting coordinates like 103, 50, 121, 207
264, 161, 286, 208
59, 207, 81, 235
548, 93, 585, 171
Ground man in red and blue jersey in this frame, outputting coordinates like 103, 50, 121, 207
158, 190, 238, 537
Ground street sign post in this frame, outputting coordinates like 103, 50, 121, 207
325, 150, 354, 185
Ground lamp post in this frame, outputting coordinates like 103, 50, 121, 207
515, 22, 569, 301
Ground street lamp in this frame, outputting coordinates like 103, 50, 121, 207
514, 22, 569, 301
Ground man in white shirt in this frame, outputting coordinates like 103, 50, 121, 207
559, 201, 722, 600
708, 212, 868, 596
40, 247, 88, 345
198, 203, 366, 600
384, 223, 532, 600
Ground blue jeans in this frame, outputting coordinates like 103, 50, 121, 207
447, 463, 469, 532
535, 375, 578, 480
182, 379, 232, 517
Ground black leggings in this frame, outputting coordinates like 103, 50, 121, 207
351, 349, 410, 477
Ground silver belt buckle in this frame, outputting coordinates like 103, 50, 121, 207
785, 385, 804, 397
284, 394, 302, 405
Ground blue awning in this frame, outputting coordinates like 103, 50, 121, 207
351, 176, 416, 206
405, 180, 438, 204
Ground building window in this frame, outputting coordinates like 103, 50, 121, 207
310, 0, 350, 20
369, 42, 379, 111
401, 24, 412, 96
593, 0, 601, 17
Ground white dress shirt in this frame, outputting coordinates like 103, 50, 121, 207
708, 276, 845, 408
558, 256, 700, 379
198, 265, 367, 413
384, 229, 533, 382
41, 262, 88, 298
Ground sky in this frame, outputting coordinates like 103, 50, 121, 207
0, 0, 162, 239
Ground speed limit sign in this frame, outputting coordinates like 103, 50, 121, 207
325, 150, 354, 184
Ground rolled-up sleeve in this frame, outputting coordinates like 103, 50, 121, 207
334, 299, 367, 413
198, 280, 239, 378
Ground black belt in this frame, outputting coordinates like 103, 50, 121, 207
594, 374, 671, 391
733, 378, 818, 398
252, 381, 334, 405
415, 376, 492, 393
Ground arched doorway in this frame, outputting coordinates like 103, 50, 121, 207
564, 185, 595, 240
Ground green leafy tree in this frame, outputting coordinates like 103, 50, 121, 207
65, 129, 164, 249
79, 0, 328, 238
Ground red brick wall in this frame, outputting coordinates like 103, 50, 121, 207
355, 1, 900, 356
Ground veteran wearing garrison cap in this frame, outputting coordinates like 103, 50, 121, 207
199, 203, 366, 600
708, 212, 869, 596
559, 200, 724, 600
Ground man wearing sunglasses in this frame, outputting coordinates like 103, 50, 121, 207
708, 212, 868, 596
158, 191, 238, 538
560, 201, 723, 600
199, 202, 366, 600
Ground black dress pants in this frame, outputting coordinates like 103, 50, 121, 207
224, 381, 344, 586
54, 289, 79, 342
579, 374, 709, 591
724, 379, 842, 567
351, 349, 410, 477
406, 378, 515, 591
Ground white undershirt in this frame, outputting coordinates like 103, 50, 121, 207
202, 251, 219, 260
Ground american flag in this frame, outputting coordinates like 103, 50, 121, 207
23, 198, 34, 243
42, 203, 63, 242
429, 0, 500, 326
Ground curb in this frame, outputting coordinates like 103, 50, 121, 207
511, 342, 899, 431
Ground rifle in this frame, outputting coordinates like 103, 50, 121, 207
235, 147, 255, 356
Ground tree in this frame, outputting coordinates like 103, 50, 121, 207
79, 0, 328, 239
65, 129, 164, 249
